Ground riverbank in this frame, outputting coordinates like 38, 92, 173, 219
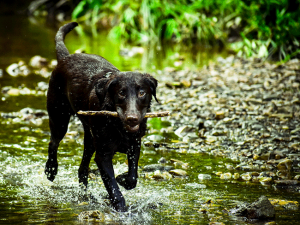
1, 54, 300, 223
149, 56, 300, 188
2, 55, 300, 188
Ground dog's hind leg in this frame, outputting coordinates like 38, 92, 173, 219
78, 126, 95, 187
45, 87, 73, 182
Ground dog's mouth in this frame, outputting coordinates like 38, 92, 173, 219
125, 124, 140, 132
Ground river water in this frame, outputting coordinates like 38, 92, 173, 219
0, 14, 299, 224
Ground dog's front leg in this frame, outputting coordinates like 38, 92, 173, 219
116, 140, 141, 190
94, 152, 126, 211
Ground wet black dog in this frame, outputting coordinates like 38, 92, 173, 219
45, 22, 158, 211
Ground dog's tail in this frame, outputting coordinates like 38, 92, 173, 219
55, 22, 78, 62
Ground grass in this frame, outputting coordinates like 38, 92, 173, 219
69, 0, 300, 61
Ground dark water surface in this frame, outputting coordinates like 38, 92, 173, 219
0, 14, 299, 225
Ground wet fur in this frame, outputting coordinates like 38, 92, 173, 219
45, 22, 158, 211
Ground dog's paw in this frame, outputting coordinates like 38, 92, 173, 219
45, 160, 58, 182
116, 172, 137, 190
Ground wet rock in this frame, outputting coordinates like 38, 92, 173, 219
241, 173, 252, 181
29, 55, 48, 68
78, 210, 105, 221
233, 173, 240, 180
294, 175, 300, 180
230, 196, 275, 220
143, 164, 173, 172
269, 198, 299, 210
169, 169, 187, 177
259, 177, 273, 185
158, 157, 167, 164
151, 171, 172, 180
277, 158, 292, 171
7, 88, 20, 96
198, 174, 212, 180
174, 125, 194, 137
6, 62, 30, 77
36, 81, 49, 91
274, 180, 299, 186
181, 80, 191, 87
170, 158, 189, 169
1, 107, 48, 126
185, 183, 206, 189
220, 172, 232, 180
6, 63, 19, 76
215, 111, 225, 120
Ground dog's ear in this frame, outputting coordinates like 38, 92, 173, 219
144, 73, 159, 103
95, 77, 119, 103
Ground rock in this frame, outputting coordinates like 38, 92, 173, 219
274, 180, 299, 186
277, 158, 292, 171
294, 175, 300, 180
233, 173, 240, 180
181, 80, 191, 87
170, 158, 189, 169
143, 164, 173, 172
174, 125, 194, 137
198, 174, 212, 180
259, 177, 273, 185
269, 198, 299, 210
215, 172, 222, 176
230, 196, 275, 220
220, 172, 232, 180
241, 173, 252, 181
151, 171, 172, 180
215, 111, 225, 120
169, 169, 187, 177
7, 88, 20, 96
78, 210, 105, 221
185, 183, 206, 189
158, 157, 167, 164
6, 63, 20, 76
29, 55, 48, 68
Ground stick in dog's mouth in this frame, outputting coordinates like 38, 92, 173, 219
77, 110, 170, 118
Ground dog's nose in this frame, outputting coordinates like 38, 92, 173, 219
126, 114, 139, 123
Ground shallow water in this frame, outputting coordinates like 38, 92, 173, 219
0, 15, 300, 225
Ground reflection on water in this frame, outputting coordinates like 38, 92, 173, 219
0, 13, 226, 73
0, 15, 300, 225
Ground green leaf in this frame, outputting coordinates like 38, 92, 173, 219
72, 1, 87, 19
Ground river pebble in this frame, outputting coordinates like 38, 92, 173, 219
78, 210, 105, 221
169, 169, 187, 177
1, 107, 48, 126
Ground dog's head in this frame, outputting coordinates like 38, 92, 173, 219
96, 72, 158, 132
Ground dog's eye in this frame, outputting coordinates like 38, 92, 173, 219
139, 90, 146, 97
118, 90, 126, 98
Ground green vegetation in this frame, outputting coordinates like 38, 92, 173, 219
71, 0, 300, 61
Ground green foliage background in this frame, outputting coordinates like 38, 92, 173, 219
71, 0, 300, 61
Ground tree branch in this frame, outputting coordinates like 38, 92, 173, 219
77, 110, 170, 118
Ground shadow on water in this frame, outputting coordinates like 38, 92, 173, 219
0, 14, 299, 225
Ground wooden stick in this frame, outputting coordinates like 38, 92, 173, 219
77, 110, 170, 118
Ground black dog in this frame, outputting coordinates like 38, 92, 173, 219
45, 22, 158, 211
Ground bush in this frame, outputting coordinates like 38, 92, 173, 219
71, 0, 300, 61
